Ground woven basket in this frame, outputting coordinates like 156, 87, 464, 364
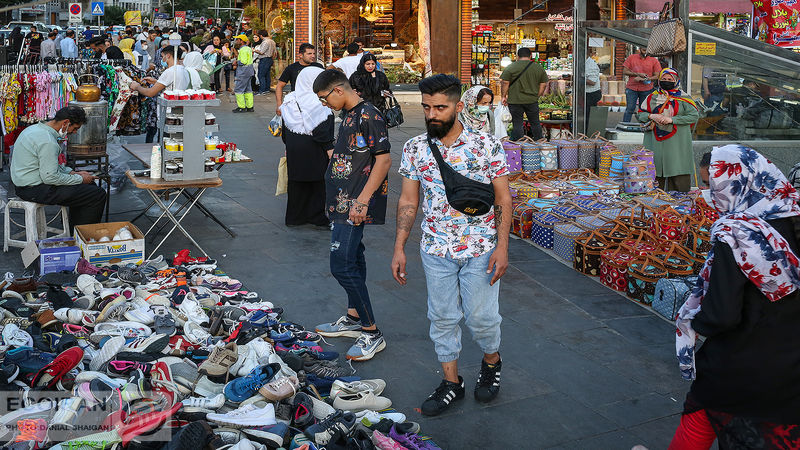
574, 137, 597, 170
627, 257, 669, 304
518, 137, 541, 172
554, 140, 579, 170
553, 222, 587, 262
530, 212, 563, 249
539, 143, 558, 171
632, 147, 656, 179
574, 213, 610, 230
512, 203, 535, 238
609, 154, 630, 182
598, 148, 622, 179
502, 139, 523, 173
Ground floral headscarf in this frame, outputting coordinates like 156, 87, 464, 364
639, 68, 697, 141
458, 85, 494, 134
676, 144, 800, 380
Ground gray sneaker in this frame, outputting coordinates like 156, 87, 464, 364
314, 316, 361, 338
345, 332, 386, 361
303, 360, 352, 378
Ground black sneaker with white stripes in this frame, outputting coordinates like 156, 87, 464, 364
474, 358, 501, 403
421, 376, 465, 416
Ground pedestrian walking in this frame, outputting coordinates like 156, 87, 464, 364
585, 48, 602, 126
499, 47, 548, 140
458, 85, 495, 134
275, 43, 324, 116
40, 31, 57, 60
60, 30, 78, 59
391, 74, 511, 417
622, 46, 661, 123
670, 145, 800, 449
204, 35, 225, 93
231, 35, 255, 113
311, 69, 392, 362
279, 66, 334, 227
349, 53, 391, 117
637, 68, 699, 192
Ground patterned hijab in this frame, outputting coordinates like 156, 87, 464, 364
676, 144, 800, 380
639, 68, 697, 141
458, 85, 493, 134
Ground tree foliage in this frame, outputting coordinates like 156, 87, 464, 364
105, 5, 125, 25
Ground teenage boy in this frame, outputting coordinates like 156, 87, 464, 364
391, 74, 511, 416
312, 69, 392, 361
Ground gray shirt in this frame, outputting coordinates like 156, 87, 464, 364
40, 38, 57, 59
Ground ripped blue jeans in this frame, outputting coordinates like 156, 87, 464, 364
330, 222, 375, 327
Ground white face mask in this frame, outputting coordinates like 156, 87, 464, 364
57, 125, 69, 139
476, 105, 492, 114
142, 44, 148, 50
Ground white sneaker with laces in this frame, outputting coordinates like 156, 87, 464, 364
207, 404, 277, 427
179, 295, 209, 325
50, 397, 83, 429
89, 336, 125, 371
184, 321, 212, 345
355, 409, 406, 424
1, 324, 32, 347
195, 376, 225, 397
229, 344, 259, 377
345, 332, 386, 361
54, 308, 97, 325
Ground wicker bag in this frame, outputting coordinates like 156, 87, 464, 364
573, 230, 610, 276
530, 212, 563, 249
551, 205, 588, 222
632, 148, 656, 179
692, 197, 720, 223
609, 154, 630, 182
502, 139, 523, 173
575, 137, 597, 170
553, 222, 586, 262
512, 180, 538, 200
518, 137, 541, 173
539, 143, 558, 171
596, 221, 632, 245
554, 140, 579, 170
512, 203, 535, 238
627, 257, 669, 304
651, 242, 695, 278
617, 207, 652, 234
574, 213, 610, 230
624, 176, 655, 194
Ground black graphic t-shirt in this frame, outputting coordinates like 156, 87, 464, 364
325, 101, 391, 225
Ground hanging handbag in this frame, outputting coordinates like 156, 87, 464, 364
652, 277, 698, 320
383, 95, 404, 128
646, 2, 687, 56
428, 137, 495, 216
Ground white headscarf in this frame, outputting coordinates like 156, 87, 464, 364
279, 66, 332, 135
183, 51, 204, 89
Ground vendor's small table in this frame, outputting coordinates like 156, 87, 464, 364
122, 143, 253, 238
541, 119, 572, 140
126, 171, 222, 258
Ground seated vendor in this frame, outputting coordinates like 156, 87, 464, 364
129, 45, 190, 97
10, 106, 106, 231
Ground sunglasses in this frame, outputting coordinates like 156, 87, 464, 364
318, 84, 344, 105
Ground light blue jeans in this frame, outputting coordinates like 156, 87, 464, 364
420, 248, 502, 363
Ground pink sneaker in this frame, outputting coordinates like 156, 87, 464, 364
372, 431, 406, 450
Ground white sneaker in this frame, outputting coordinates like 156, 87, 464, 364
1, 324, 32, 347
179, 295, 209, 325
50, 397, 83, 429
74, 371, 126, 388
331, 390, 392, 413
184, 321, 212, 345
229, 344, 259, 377
124, 305, 156, 325
76, 274, 102, 297
309, 395, 336, 420
181, 393, 226, 413
238, 301, 275, 311
207, 404, 277, 427
195, 375, 225, 398
355, 409, 406, 424
89, 335, 125, 371
54, 308, 98, 325
330, 379, 387, 398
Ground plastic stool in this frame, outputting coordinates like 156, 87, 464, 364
3, 199, 70, 252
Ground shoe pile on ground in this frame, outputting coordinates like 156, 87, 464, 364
0, 250, 440, 450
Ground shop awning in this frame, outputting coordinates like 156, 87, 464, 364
635, 0, 753, 14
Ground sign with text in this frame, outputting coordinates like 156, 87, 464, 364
175, 11, 186, 26
751, 0, 800, 47
124, 10, 141, 25
68, 2, 82, 23
694, 42, 717, 55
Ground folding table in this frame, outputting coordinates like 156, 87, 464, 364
122, 143, 252, 238
126, 171, 222, 258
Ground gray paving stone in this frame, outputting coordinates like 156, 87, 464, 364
597, 392, 683, 428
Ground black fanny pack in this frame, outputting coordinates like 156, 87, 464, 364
428, 137, 495, 216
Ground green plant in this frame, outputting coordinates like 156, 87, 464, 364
105, 5, 125, 25
384, 65, 422, 84
243, 5, 265, 30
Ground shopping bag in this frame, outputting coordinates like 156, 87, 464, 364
268, 114, 282, 137
646, 2, 687, 56
494, 104, 511, 139
383, 95, 404, 128
276, 156, 288, 196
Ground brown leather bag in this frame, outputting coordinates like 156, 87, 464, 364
646, 2, 687, 56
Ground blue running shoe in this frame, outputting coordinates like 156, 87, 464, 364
223, 363, 281, 402
5, 347, 56, 374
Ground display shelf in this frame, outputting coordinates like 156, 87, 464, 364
157, 96, 222, 181
163, 123, 219, 134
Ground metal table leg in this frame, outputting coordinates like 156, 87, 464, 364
146, 187, 209, 258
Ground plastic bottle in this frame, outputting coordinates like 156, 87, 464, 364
150, 145, 162, 179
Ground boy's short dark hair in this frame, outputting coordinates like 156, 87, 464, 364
299, 43, 314, 54
418, 74, 461, 103
258, 30, 269, 37
161, 45, 184, 60
700, 152, 712, 168
517, 47, 532, 58
313, 69, 349, 94
346, 42, 360, 54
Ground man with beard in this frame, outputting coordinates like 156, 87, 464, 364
312, 69, 391, 362
231, 34, 255, 113
391, 74, 511, 416
622, 46, 660, 123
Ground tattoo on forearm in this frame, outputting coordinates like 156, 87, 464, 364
397, 205, 417, 232
495, 205, 503, 227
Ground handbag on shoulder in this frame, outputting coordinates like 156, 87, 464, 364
383, 95, 404, 128
428, 137, 495, 216
646, 2, 687, 56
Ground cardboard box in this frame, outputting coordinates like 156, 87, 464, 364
22, 238, 82, 274
74, 221, 145, 267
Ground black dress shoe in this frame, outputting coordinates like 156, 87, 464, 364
232, 108, 245, 113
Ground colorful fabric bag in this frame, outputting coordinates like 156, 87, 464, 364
652, 277, 697, 320
627, 257, 669, 304
530, 212, 562, 249
539, 143, 558, 171
553, 222, 586, 262
573, 230, 609, 276
502, 139, 523, 173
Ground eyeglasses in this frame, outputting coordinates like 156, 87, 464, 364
318, 84, 344, 105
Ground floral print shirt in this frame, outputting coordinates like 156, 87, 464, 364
399, 129, 508, 258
